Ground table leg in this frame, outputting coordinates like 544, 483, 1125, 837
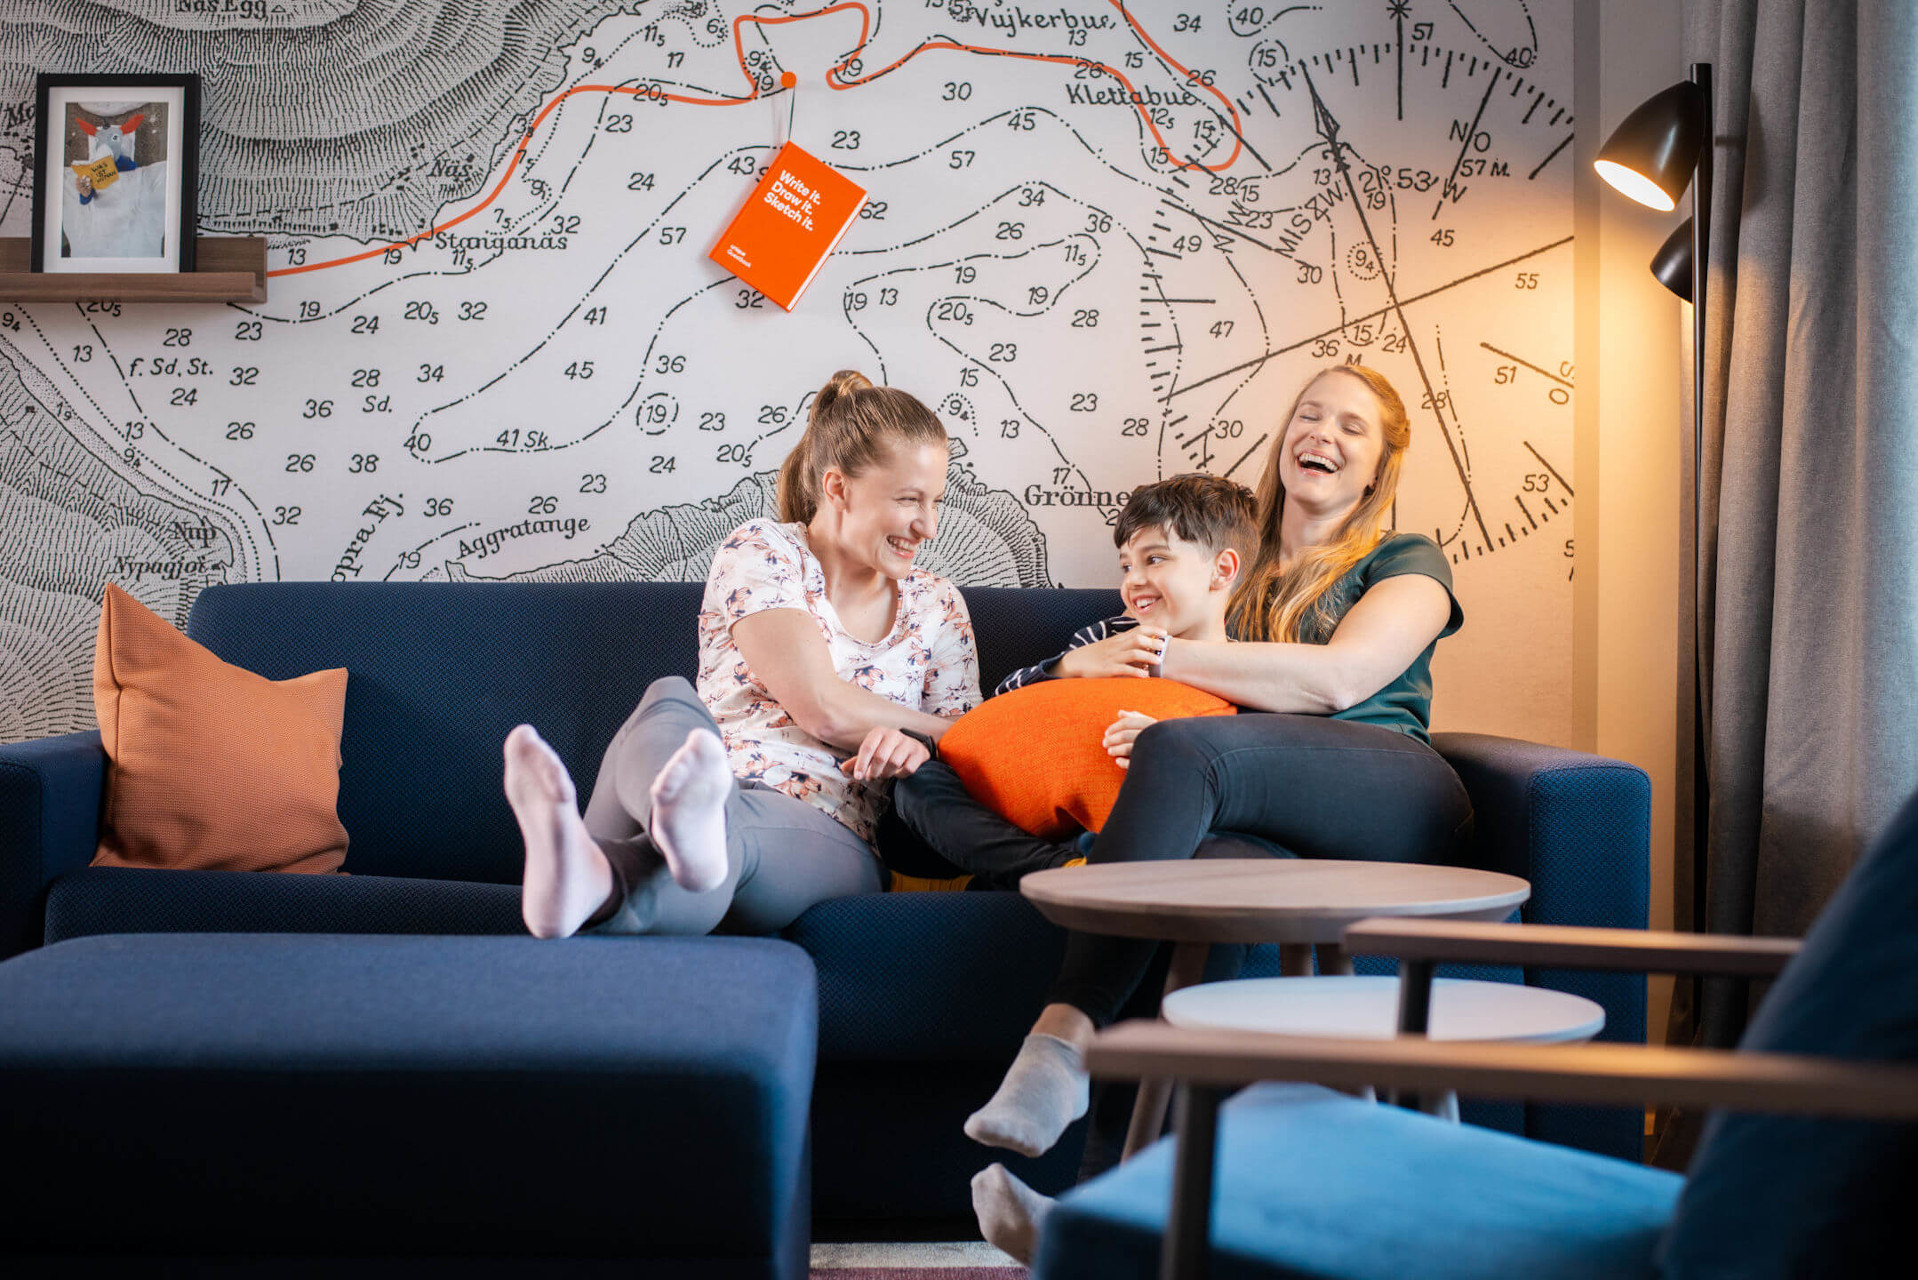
1390, 959, 1436, 1112
1279, 943, 1314, 976
1310, 942, 1366, 1101
1316, 942, 1355, 975
1123, 940, 1211, 1161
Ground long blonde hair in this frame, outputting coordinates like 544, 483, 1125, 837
775, 370, 947, 524
1226, 365, 1412, 643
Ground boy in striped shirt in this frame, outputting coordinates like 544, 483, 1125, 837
892, 474, 1257, 885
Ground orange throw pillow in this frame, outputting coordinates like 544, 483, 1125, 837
91, 582, 349, 874
940, 678, 1236, 838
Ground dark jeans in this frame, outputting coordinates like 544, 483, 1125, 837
891, 760, 1297, 888
891, 760, 1082, 887
1049, 713, 1475, 1025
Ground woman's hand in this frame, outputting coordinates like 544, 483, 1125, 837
1056, 627, 1168, 679
841, 725, 931, 781
1103, 710, 1158, 769
1155, 575, 1453, 714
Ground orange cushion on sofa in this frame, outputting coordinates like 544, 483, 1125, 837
939, 678, 1236, 838
91, 582, 350, 874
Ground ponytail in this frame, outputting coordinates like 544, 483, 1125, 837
776, 370, 946, 524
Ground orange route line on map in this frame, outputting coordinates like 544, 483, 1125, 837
269, 1, 1242, 279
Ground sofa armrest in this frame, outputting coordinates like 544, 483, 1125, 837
0, 731, 106, 958
1430, 732, 1651, 937
1429, 733, 1651, 1161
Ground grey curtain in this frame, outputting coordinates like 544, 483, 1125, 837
1677, 0, 1918, 1051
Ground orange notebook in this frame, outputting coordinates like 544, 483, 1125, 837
709, 142, 867, 311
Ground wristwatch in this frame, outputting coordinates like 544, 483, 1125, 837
900, 728, 940, 761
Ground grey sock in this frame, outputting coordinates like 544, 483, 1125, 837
972, 1162, 1056, 1265
964, 1032, 1090, 1158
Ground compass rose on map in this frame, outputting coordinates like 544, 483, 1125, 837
1134, 17, 1575, 574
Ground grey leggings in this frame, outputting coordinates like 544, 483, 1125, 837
582, 677, 884, 936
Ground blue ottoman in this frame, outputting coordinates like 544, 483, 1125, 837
0, 933, 815, 1278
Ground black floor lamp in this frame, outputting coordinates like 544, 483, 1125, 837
1593, 65, 1715, 944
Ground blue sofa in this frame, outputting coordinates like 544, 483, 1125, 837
0, 582, 1651, 1228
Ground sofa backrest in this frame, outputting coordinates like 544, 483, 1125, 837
187, 582, 1113, 882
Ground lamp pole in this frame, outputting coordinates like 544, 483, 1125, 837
1688, 61, 1712, 941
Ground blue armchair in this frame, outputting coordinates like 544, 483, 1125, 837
1037, 788, 1918, 1280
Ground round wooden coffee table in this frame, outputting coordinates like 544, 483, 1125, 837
1019, 858, 1531, 1157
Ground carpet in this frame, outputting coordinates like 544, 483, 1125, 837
810, 1270, 1025, 1279
810, 1241, 1024, 1277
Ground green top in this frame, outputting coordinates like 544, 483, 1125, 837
1293, 533, 1462, 744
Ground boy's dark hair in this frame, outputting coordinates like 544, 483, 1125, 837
1113, 473, 1259, 560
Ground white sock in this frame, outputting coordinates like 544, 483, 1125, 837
647, 729, 731, 893
506, 725, 612, 939
972, 1163, 1055, 1265
964, 1033, 1090, 1158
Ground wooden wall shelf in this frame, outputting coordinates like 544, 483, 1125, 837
0, 236, 267, 303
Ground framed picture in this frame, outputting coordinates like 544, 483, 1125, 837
32, 74, 200, 274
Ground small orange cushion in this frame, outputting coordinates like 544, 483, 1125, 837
940, 678, 1237, 838
91, 582, 349, 874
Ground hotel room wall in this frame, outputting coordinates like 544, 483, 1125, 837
1574, 0, 1685, 1041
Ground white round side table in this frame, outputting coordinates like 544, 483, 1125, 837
1162, 975, 1606, 1120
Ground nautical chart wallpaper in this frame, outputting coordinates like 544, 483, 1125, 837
0, 0, 1575, 743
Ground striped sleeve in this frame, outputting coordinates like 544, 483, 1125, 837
992, 615, 1137, 695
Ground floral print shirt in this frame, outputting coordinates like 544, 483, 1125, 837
696, 519, 982, 843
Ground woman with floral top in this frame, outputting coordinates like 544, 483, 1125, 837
507, 370, 980, 939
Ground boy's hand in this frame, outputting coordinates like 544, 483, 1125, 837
1056, 627, 1168, 679
841, 725, 930, 781
1104, 711, 1158, 769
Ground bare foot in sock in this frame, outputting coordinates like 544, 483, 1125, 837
972, 1163, 1056, 1265
508, 724, 614, 940
964, 1033, 1090, 1158
648, 729, 731, 893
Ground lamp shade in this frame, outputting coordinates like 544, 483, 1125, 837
1594, 81, 1707, 211
1652, 218, 1693, 300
